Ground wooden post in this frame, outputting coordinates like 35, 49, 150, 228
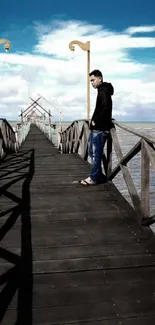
48, 110, 51, 139
69, 40, 90, 121
87, 45, 90, 121
49, 110, 51, 125
110, 126, 142, 225
141, 139, 150, 219
21, 110, 23, 124
106, 134, 112, 177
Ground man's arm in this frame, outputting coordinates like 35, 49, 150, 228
93, 90, 109, 125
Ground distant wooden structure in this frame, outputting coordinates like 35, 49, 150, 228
19, 96, 56, 128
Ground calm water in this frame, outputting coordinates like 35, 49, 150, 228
10, 120, 155, 230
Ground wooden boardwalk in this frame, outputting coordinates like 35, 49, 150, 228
1, 124, 155, 325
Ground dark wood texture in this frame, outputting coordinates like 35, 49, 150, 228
0, 124, 155, 325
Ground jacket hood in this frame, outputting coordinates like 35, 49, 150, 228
98, 82, 114, 95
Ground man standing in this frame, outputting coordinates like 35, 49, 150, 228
80, 69, 114, 185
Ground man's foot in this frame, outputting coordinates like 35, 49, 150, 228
72, 177, 96, 185
80, 177, 96, 185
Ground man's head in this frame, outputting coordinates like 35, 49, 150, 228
89, 69, 103, 89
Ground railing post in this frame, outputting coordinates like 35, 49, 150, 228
106, 133, 112, 178
0, 138, 3, 157
21, 110, 23, 124
141, 139, 150, 219
49, 110, 51, 140
110, 126, 142, 225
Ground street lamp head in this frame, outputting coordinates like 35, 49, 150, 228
69, 40, 90, 52
69, 41, 75, 52
4, 42, 11, 52
0, 39, 11, 52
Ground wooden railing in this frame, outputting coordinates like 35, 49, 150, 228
0, 119, 16, 158
0, 119, 31, 158
60, 119, 155, 227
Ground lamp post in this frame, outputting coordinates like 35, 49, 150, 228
69, 40, 90, 121
0, 38, 11, 52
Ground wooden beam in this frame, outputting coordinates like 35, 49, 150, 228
108, 140, 141, 181
19, 97, 41, 116
30, 97, 52, 116
143, 140, 155, 171
24, 105, 44, 117
113, 120, 155, 145
110, 126, 142, 224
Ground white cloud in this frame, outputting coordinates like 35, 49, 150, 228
126, 25, 155, 34
0, 19, 155, 121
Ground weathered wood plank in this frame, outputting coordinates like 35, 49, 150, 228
7, 281, 155, 310
2, 299, 155, 324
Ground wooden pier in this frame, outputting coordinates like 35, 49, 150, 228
0, 123, 155, 325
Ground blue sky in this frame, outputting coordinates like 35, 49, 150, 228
0, 0, 155, 121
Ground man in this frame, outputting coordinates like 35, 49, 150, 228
80, 69, 114, 185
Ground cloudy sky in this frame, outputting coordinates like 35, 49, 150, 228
0, 0, 155, 121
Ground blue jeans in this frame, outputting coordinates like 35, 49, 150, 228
88, 130, 108, 182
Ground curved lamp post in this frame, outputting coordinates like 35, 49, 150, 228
0, 38, 11, 52
69, 40, 90, 121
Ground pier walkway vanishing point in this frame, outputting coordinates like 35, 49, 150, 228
1, 120, 155, 325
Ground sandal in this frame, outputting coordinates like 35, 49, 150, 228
80, 179, 96, 185
72, 178, 96, 185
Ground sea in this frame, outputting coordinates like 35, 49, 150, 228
9, 120, 155, 231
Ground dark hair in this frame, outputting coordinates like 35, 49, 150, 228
89, 69, 103, 78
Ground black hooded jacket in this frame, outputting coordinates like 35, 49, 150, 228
90, 82, 114, 131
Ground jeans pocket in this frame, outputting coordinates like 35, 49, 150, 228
92, 130, 103, 136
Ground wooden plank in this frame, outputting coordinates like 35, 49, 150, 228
1, 303, 116, 325
3, 299, 155, 324
31, 254, 155, 273
2, 312, 155, 325
1, 229, 143, 250
53, 316, 155, 325
32, 266, 155, 287
0, 242, 152, 263
28, 243, 155, 260
7, 282, 155, 309
105, 266, 155, 284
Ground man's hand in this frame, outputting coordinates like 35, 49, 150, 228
92, 120, 95, 126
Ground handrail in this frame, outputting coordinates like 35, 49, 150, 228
59, 119, 155, 227
113, 120, 155, 144
0, 119, 31, 158
0, 118, 16, 157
